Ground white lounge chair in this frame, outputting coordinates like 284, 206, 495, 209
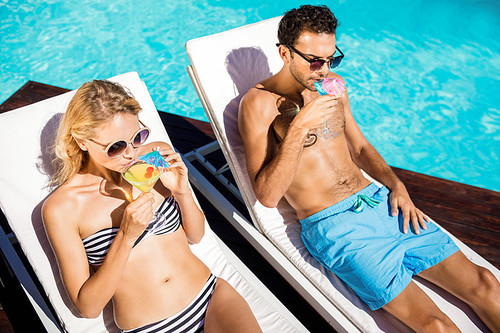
0, 72, 307, 332
184, 17, 500, 332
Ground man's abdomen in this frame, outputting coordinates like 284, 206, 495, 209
286, 139, 370, 219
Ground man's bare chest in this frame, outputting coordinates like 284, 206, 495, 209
272, 97, 346, 147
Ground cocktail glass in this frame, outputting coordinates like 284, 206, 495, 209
316, 120, 338, 139
314, 78, 345, 139
122, 161, 161, 199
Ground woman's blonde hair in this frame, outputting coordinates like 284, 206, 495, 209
52, 80, 142, 186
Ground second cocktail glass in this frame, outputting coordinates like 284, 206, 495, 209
314, 78, 345, 139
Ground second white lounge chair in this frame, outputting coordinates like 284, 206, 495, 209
185, 17, 499, 332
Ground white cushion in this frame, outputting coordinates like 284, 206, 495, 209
186, 17, 499, 332
0, 72, 302, 332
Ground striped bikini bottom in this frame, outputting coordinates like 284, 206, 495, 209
121, 274, 217, 333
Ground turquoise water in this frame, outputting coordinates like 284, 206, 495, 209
1, 1, 499, 191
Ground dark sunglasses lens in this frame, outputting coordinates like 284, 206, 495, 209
310, 60, 326, 71
330, 57, 342, 69
133, 129, 150, 146
107, 141, 127, 158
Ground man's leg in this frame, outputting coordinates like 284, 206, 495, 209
417, 251, 500, 332
383, 281, 460, 333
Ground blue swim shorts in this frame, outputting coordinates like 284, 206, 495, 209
300, 183, 459, 310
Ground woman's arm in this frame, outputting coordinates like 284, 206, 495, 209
172, 190, 205, 244
156, 143, 205, 244
42, 191, 155, 318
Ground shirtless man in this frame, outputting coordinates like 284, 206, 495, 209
238, 5, 500, 332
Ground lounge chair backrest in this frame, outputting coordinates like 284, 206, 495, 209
186, 17, 292, 235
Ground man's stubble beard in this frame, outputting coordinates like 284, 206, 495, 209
289, 62, 316, 92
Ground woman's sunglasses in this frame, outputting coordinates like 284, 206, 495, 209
86, 121, 150, 158
277, 43, 344, 72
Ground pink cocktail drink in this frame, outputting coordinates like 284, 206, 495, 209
314, 78, 346, 139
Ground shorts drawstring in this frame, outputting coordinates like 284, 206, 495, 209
352, 194, 382, 213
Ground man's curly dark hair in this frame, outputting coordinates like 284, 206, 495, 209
278, 5, 338, 47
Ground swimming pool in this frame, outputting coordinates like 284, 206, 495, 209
1, 0, 499, 191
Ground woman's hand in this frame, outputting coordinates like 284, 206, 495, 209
120, 192, 155, 244
157, 146, 190, 196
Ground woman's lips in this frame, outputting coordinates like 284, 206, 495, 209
123, 160, 135, 169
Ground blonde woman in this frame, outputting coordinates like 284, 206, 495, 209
42, 80, 261, 333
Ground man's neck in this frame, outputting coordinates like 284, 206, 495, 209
274, 68, 312, 105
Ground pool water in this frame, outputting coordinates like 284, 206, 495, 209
1, 0, 499, 191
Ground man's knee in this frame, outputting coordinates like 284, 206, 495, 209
471, 267, 500, 312
479, 267, 499, 290
472, 267, 500, 304
421, 315, 458, 333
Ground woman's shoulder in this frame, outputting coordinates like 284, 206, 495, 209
42, 182, 81, 228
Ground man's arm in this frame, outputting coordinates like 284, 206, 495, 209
238, 88, 336, 207
342, 88, 430, 234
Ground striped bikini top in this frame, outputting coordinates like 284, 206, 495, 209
82, 196, 181, 266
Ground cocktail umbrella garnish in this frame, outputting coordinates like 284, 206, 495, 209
137, 150, 169, 171
314, 78, 345, 96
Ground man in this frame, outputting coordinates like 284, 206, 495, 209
238, 5, 500, 332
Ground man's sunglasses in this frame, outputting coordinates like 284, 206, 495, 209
86, 121, 150, 158
277, 43, 344, 71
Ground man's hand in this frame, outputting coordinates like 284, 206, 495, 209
389, 183, 430, 235
293, 94, 339, 132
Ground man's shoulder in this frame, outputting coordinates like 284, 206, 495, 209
243, 85, 275, 102
239, 85, 280, 128
240, 85, 276, 112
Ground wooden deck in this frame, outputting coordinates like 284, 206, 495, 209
0, 81, 499, 332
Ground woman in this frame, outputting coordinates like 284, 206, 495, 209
42, 80, 261, 333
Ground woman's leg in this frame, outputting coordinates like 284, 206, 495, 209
204, 278, 262, 333
418, 251, 500, 332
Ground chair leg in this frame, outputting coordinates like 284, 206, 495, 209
183, 141, 243, 202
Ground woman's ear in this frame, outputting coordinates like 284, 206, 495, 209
75, 139, 88, 151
